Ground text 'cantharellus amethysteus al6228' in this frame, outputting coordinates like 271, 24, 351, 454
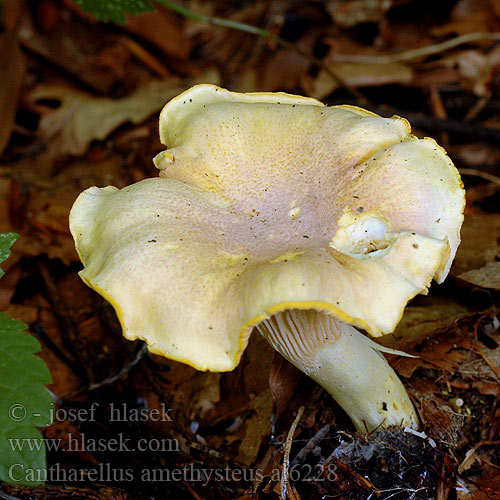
70, 85, 465, 433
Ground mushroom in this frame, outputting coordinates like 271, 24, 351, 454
69, 85, 465, 433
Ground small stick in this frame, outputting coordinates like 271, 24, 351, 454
88, 342, 149, 390
63, 343, 148, 398
182, 481, 205, 500
118, 36, 170, 77
459, 168, 500, 186
281, 406, 304, 500
291, 423, 330, 466
332, 32, 500, 64
332, 456, 380, 495
329, 101, 500, 144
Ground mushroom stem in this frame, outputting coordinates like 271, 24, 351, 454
256, 309, 419, 433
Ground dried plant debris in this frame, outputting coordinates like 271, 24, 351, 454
322, 427, 445, 500
1, 0, 500, 497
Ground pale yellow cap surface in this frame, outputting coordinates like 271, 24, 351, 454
70, 85, 465, 371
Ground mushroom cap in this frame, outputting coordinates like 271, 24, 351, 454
69, 84, 465, 371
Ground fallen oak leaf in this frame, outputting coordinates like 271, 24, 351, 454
30, 73, 219, 156
458, 262, 500, 290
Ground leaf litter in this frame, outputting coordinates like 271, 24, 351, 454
0, 0, 499, 498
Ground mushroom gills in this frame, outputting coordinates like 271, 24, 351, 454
256, 309, 418, 432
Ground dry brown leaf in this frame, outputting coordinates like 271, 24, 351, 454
190, 373, 221, 419
380, 295, 469, 346
459, 262, 500, 289
472, 380, 500, 396
27, 157, 133, 262
457, 481, 494, 499
5, 304, 38, 325
124, 7, 191, 59
18, 11, 118, 93
493, 0, 500, 18
237, 389, 274, 466
241, 333, 275, 396
30, 72, 219, 156
305, 62, 413, 99
409, 378, 467, 446
392, 327, 470, 378
452, 212, 500, 275
0, 264, 21, 311
454, 46, 500, 96
458, 448, 479, 474
169, 370, 221, 422
0, 33, 26, 155
259, 50, 310, 92
30, 81, 184, 156
457, 471, 500, 498
0, 155, 136, 264
0, 177, 15, 235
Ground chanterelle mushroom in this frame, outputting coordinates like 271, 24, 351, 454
70, 84, 465, 432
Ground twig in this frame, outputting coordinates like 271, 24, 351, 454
463, 96, 490, 121
332, 456, 380, 495
281, 406, 304, 500
287, 484, 302, 500
155, 0, 367, 104
182, 481, 205, 500
88, 342, 149, 390
329, 100, 500, 144
118, 36, 170, 77
332, 32, 500, 64
459, 168, 500, 186
62, 343, 149, 399
291, 423, 330, 466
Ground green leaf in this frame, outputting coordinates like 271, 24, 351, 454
0, 233, 52, 487
73, 0, 155, 23
0, 233, 19, 279
0, 313, 53, 486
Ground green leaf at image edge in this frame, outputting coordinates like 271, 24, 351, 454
0, 314, 53, 486
0, 233, 19, 279
0, 234, 53, 486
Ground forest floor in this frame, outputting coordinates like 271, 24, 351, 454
0, 0, 499, 498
